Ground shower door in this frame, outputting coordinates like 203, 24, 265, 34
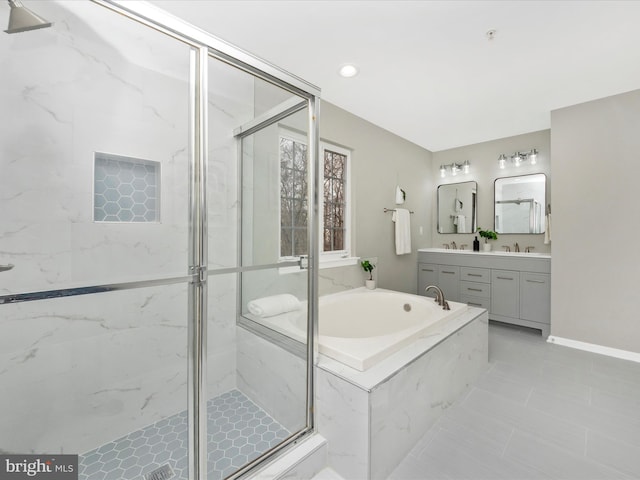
0, 1, 319, 479
205, 54, 318, 478
0, 1, 193, 478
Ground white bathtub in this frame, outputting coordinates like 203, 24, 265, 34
252, 288, 468, 371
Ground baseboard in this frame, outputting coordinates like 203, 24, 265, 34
547, 335, 640, 364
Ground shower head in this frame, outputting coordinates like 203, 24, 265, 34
5, 0, 52, 34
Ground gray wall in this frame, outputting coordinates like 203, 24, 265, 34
320, 102, 433, 294
432, 130, 551, 254
551, 89, 640, 353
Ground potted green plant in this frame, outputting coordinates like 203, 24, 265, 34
361, 260, 376, 289
478, 228, 498, 252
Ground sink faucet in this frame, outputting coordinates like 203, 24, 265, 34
514, 242, 520, 252
525, 246, 535, 253
502, 245, 511, 252
450, 241, 457, 250
442, 244, 450, 250
424, 285, 451, 310
460, 244, 468, 250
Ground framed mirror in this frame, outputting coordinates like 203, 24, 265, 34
437, 181, 477, 234
494, 173, 546, 234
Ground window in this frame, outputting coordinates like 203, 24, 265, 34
279, 130, 351, 263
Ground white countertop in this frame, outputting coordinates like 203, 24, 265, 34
418, 247, 551, 259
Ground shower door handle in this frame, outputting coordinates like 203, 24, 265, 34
0, 264, 15, 272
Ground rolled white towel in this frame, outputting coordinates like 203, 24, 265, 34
247, 294, 301, 318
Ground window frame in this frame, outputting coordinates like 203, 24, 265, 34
278, 128, 354, 267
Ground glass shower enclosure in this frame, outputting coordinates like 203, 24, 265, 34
0, 1, 319, 479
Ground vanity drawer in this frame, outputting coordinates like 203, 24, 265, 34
460, 281, 491, 298
460, 267, 490, 283
460, 295, 490, 310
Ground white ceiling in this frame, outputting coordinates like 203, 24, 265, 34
150, 0, 640, 152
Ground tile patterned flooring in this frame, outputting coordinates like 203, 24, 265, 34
390, 322, 640, 480
78, 390, 289, 480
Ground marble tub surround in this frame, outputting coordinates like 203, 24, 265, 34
236, 327, 307, 433
316, 307, 488, 479
317, 305, 487, 391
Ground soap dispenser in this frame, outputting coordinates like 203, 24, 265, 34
473, 236, 480, 252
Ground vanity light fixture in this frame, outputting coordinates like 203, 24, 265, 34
498, 149, 539, 169
440, 161, 471, 178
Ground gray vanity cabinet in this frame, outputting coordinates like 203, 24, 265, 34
520, 273, 551, 323
417, 263, 460, 301
437, 265, 460, 302
418, 263, 438, 298
417, 249, 551, 336
491, 270, 520, 319
459, 267, 491, 310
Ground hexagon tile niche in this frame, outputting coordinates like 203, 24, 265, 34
94, 152, 160, 223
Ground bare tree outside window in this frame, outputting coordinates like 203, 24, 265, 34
280, 137, 308, 257
323, 149, 347, 252
280, 135, 349, 259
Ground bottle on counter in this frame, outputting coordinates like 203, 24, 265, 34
473, 236, 480, 252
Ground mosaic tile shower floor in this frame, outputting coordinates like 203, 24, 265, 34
78, 390, 290, 480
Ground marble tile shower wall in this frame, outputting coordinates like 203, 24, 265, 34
0, 284, 189, 454
0, 4, 240, 456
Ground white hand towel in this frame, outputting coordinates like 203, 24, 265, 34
392, 208, 412, 255
247, 294, 301, 318
544, 214, 551, 244
454, 214, 466, 233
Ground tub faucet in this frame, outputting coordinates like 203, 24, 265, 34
514, 242, 520, 252
424, 285, 451, 311
450, 241, 457, 250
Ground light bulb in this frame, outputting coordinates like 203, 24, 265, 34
513, 154, 521, 167
440, 165, 446, 178
462, 161, 470, 174
498, 154, 506, 169
451, 164, 458, 176
530, 149, 538, 165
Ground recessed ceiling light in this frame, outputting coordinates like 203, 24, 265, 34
339, 64, 359, 78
